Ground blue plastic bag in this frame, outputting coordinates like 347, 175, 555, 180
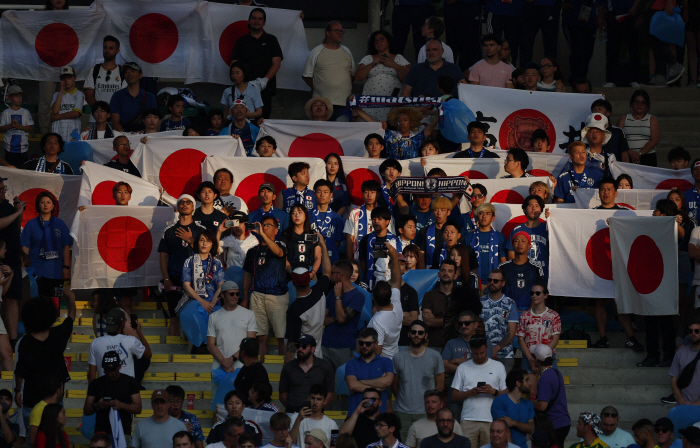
25, 266, 39, 298
61, 141, 93, 174
212, 368, 240, 411
650, 8, 685, 47
179, 300, 220, 347
439, 99, 476, 144
80, 412, 96, 440
402, 270, 439, 307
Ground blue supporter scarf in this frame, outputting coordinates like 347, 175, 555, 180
345, 95, 443, 119
312, 209, 330, 235
36, 156, 67, 174
471, 228, 499, 273
469, 148, 485, 158
381, 183, 394, 206
366, 232, 401, 290
259, 205, 276, 217
425, 224, 438, 264
39, 215, 59, 260
85, 124, 115, 140
356, 204, 370, 242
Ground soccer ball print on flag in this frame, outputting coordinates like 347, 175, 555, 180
611, 162, 694, 191
256, 120, 385, 158
609, 215, 678, 315
0, 9, 106, 82
72, 206, 177, 289
78, 162, 175, 208
135, 136, 244, 199
548, 208, 653, 298
458, 84, 602, 152
0, 167, 80, 230
201, 156, 326, 211
572, 188, 670, 210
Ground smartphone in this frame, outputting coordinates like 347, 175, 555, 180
305, 233, 319, 243
245, 222, 256, 230
477, 381, 486, 387
301, 400, 311, 410
391, 87, 401, 97
372, 242, 388, 259
224, 219, 239, 228
104, 396, 112, 401
130, 313, 138, 330
330, 430, 339, 448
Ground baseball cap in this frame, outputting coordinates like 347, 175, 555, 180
298, 334, 317, 346
655, 418, 674, 431
104, 308, 126, 333
123, 61, 143, 72
304, 429, 329, 448
6, 85, 23, 95
59, 66, 76, 77
292, 267, 311, 287
259, 183, 275, 193
230, 211, 248, 223
101, 350, 121, 371
531, 344, 553, 362
680, 427, 700, 444
221, 280, 240, 292
397, 253, 406, 262
151, 389, 169, 402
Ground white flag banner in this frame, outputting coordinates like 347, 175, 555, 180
492, 202, 576, 241
611, 162, 694, 191
83, 131, 181, 165
201, 156, 325, 211
256, 120, 385, 158
0, 9, 106, 82
136, 136, 244, 198
207, 3, 309, 90
609, 216, 678, 315
340, 157, 393, 208
423, 156, 503, 179
458, 84, 602, 152
96, 0, 211, 84
72, 206, 177, 289
572, 188, 670, 210
78, 162, 171, 208
549, 208, 653, 298
0, 167, 81, 230
478, 177, 551, 204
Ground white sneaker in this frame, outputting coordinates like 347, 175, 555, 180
667, 63, 686, 84
630, 82, 641, 88
602, 82, 615, 87
647, 74, 668, 87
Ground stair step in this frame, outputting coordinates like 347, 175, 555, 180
565, 384, 671, 403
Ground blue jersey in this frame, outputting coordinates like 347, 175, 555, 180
281, 187, 317, 214
474, 230, 507, 281
685, 186, 700, 226
505, 223, 549, 279
330, 177, 350, 213
408, 205, 434, 232
323, 288, 365, 349
491, 394, 535, 448
310, 209, 345, 264
20, 216, 72, 279
242, 238, 289, 295
480, 294, 518, 358
248, 207, 289, 232
498, 259, 545, 310
553, 167, 603, 203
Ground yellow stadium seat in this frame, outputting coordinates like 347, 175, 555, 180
145, 335, 161, 344
558, 358, 578, 367
202, 428, 211, 437
269, 374, 280, 382
137, 410, 155, 418
70, 372, 87, 380
139, 318, 167, 327
75, 301, 92, 309
65, 427, 82, 436
202, 391, 212, 400
143, 372, 175, 381
263, 355, 285, 364
64, 353, 77, 362
67, 390, 87, 399
166, 336, 189, 345
133, 302, 158, 310
65, 409, 83, 418
71, 335, 95, 343
271, 392, 279, 400
177, 373, 211, 381
151, 354, 170, 363
172, 354, 213, 363
557, 340, 587, 349
79, 318, 93, 326
564, 376, 570, 385
0, 371, 12, 380
79, 353, 89, 362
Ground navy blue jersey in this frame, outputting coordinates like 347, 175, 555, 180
499, 259, 544, 310
157, 221, 206, 277
281, 187, 317, 214
243, 237, 289, 295
505, 222, 549, 280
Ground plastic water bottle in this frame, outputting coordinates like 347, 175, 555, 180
600, 26, 608, 43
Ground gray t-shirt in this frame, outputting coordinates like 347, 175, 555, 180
132, 416, 187, 448
669, 345, 700, 403
393, 348, 445, 413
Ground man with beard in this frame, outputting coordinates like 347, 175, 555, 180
279, 334, 334, 413
84, 36, 126, 117
339, 388, 383, 448
442, 311, 479, 420
419, 408, 471, 448
480, 269, 518, 371
407, 391, 464, 448
423, 260, 458, 349
392, 321, 445, 440
498, 233, 544, 311
490, 370, 535, 448
345, 327, 395, 414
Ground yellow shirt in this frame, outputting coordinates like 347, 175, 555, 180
570, 438, 610, 448
28, 400, 48, 427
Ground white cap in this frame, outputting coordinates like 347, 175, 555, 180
581, 113, 612, 145
531, 344, 553, 362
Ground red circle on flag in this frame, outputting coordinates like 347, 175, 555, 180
91, 181, 118, 205
235, 173, 287, 211
501, 217, 546, 241
618, 202, 635, 210
159, 148, 208, 197
35, 23, 79, 67
288, 134, 344, 159
627, 235, 664, 294
129, 13, 179, 64
491, 190, 524, 204
18, 189, 59, 228
527, 169, 552, 177
97, 216, 152, 272
586, 228, 613, 280
499, 109, 556, 152
346, 168, 381, 206
657, 179, 694, 192
218, 21, 249, 65
459, 170, 488, 180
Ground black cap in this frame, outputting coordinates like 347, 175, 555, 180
102, 350, 121, 370
230, 211, 248, 223
194, 181, 220, 201
655, 418, 674, 431
680, 426, 700, 444
298, 334, 317, 346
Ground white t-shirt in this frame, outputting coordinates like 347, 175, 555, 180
451, 358, 507, 422
599, 428, 636, 448
368, 288, 403, 359
417, 42, 455, 64
297, 290, 327, 359
84, 65, 127, 122
1, 108, 33, 153
50, 89, 85, 142
216, 194, 249, 214
221, 233, 259, 268
343, 207, 373, 260
289, 414, 338, 448
262, 443, 300, 448
88, 334, 146, 378
207, 306, 257, 369
691, 226, 700, 286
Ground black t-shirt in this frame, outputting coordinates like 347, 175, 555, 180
86, 373, 140, 434
350, 413, 380, 448
15, 317, 73, 408
207, 418, 261, 445
594, 204, 627, 210
285, 275, 330, 341
0, 417, 18, 448
157, 221, 206, 278
452, 149, 499, 159
285, 231, 319, 271
230, 32, 284, 94
397, 282, 419, 346
420, 434, 472, 448
233, 362, 269, 406
193, 208, 228, 233
20, 158, 74, 174
104, 159, 141, 177
0, 201, 21, 264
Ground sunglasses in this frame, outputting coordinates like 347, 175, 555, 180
358, 341, 374, 347
105, 69, 112, 83
458, 321, 475, 327
530, 291, 544, 296
294, 343, 310, 350
473, 194, 485, 199
226, 291, 240, 296
487, 278, 502, 283
410, 330, 425, 335
689, 329, 700, 334
655, 428, 670, 434
602, 412, 618, 418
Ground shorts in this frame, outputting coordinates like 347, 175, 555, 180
250, 291, 289, 337
164, 276, 183, 317
37, 277, 65, 298
0, 315, 6, 335
3, 264, 22, 300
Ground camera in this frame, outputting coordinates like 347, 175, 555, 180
224, 219, 239, 228
305, 234, 319, 243
245, 223, 256, 230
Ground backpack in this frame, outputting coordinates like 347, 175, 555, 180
91, 63, 125, 89
559, 324, 592, 348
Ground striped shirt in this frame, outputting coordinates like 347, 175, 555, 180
623, 113, 655, 154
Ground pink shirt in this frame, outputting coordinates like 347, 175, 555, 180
468, 60, 514, 88
516, 307, 561, 351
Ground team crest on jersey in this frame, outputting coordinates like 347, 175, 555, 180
587, 177, 595, 186
517, 279, 525, 288
54, 228, 61, 237
257, 257, 265, 266
501, 310, 509, 319
298, 243, 306, 254
543, 320, 551, 328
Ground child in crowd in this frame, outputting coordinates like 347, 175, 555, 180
420, 138, 440, 158
184, 126, 201, 136
590, 99, 629, 161
344, 179, 381, 260
206, 109, 225, 136
0, 86, 33, 166
397, 214, 417, 247
160, 95, 191, 131
312, 179, 345, 264
81, 101, 120, 140
276, 162, 317, 214
142, 108, 162, 134
256, 136, 277, 157
50, 66, 84, 143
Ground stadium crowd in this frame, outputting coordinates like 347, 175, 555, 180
0, 2, 698, 448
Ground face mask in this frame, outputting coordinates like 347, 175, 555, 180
1, 402, 10, 413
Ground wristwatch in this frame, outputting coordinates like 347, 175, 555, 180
335, 296, 342, 300
493, 390, 498, 397
63, 265, 70, 269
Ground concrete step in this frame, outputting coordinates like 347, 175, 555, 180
567, 403, 675, 423
656, 116, 700, 132
560, 366, 669, 385
565, 384, 670, 403
602, 87, 700, 102
608, 101, 700, 116
557, 348, 652, 366
64, 360, 285, 374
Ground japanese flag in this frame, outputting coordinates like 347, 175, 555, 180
0, 9, 106, 82
78, 161, 175, 207
256, 120, 385, 158
135, 136, 245, 198
609, 216, 678, 315
548, 208, 653, 298
422, 156, 503, 179
71, 206, 176, 289
492, 203, 576, 242
611, 162, 694, 192
572, 188, 670, 210
83, 130, 181, 165
478, 177, 551, 204
201, 156, 325, 211
0, 167, 81, 230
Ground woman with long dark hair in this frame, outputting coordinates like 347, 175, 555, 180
284, 204, 321, 278
34, 403, 68, 448
324, 153, 349, 216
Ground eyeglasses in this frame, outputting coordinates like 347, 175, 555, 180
294, 343, 310, 350
540, 64, 553, 69
473, 194, 485, 199
458, 321, 475, 326
487, 278, 502, 283
262, 223, 276, 228
374, 423, 388, 428
358, 341, 374, 347
602, 412, 618, 418
689, 328, 700, 334
530, 291, 544, 296
410, 330, 425, 335
655, 428, 670, 434
331, 29, 346, 34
